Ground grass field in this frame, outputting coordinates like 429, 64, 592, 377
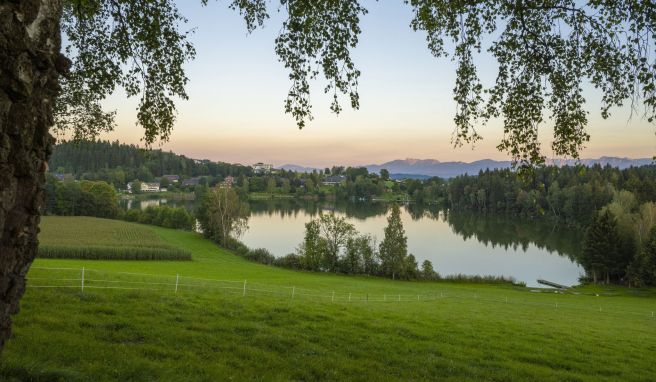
38, 216, 191, 260
2, 217, 656, 381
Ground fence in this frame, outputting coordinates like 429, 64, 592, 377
26, 266, 656, 320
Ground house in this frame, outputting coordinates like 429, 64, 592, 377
253, 162, 273, 174
127, 182, 160, 193
181, 177, 201, 187
162, 175, 180, 183
322, 175, 346, 186
220, 176, 235, 188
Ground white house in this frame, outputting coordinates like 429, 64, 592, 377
128, 182, 160, 193
253, 162, 273, 174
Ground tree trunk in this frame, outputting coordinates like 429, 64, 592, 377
0, 0, 65, 351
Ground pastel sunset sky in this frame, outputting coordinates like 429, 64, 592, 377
88, 1, 655, 167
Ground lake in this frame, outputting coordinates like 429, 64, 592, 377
120, 197, 585, 287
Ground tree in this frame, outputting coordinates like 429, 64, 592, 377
241, 178, 250, 195
266, 177, 277, 195
421, 260, 437, 280
297, 220, 327, 271
317, 214, 356, 272
281, 179, 291, 195
627, 227, 656, 287
342, 236, 366, 274
380, 169, 390, 181
2, 0, 654, 352
197, 187, 249, 246
581, 210, 622, 284
379, 204, 409, 279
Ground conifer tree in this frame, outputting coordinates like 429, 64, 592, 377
379, 204, 408, 279
581, 210, 621, 284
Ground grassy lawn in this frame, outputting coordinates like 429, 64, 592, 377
2, 217, 655, 381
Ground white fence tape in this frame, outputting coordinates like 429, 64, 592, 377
25, 266, 656, 320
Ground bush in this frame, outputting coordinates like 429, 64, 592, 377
441, 274, 524, 286
274, 253, 302, 269
244, 248, 275, 265
121, 205, 195, 230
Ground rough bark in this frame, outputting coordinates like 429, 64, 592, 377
0, 0, 64, 351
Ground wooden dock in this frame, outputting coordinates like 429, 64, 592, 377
537, 279, 570, 289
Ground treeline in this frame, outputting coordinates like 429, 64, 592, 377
291, 205, 434, 280
45, 176, 194, 231
50, 140, 252, 187
580, 191, 656, 286
45, 177, 119, 218
448, 165, 656, 226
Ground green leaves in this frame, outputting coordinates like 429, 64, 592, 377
275, 0, 366, 128
56, 0, 195, 145
56, 1, 655, 167
409, 1, 655, 168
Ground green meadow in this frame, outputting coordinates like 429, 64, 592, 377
1, 217, 655, 381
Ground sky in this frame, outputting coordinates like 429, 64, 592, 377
90, 1, 655, 167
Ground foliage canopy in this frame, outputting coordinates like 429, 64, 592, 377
57, 1, 656, 167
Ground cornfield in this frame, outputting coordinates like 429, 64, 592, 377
38, 216, 191, 261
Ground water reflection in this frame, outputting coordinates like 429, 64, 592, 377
120, 198, 585, 286
243, 200, 584, 287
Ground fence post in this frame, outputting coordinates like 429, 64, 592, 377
175, 274, 179, 294
348, 293, 351, 302
81, 267, 85, 293
243, 280, 247, 297
292, 286, 295, 299
332, 291, 335, 302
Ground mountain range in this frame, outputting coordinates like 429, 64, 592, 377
280, 156, 653, 179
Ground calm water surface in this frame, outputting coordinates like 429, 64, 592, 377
242, 200, 584, 287
121, 197, 585, 287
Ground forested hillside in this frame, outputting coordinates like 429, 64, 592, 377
447, 165, 656, 226
49, 140, 252, 182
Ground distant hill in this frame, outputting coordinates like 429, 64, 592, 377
366, 159, 512, 178
281, 157, 653, 179
365, 157, 653, 178
366, 157, 653, 178
545, 156, 653, 169
279, 164, 319, 173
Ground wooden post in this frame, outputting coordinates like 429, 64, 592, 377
348, 293, 351, 302
81, 267, 85, 293
292, 286, 295, 299
175, 274, 179, 294
243, 280, 247, 297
